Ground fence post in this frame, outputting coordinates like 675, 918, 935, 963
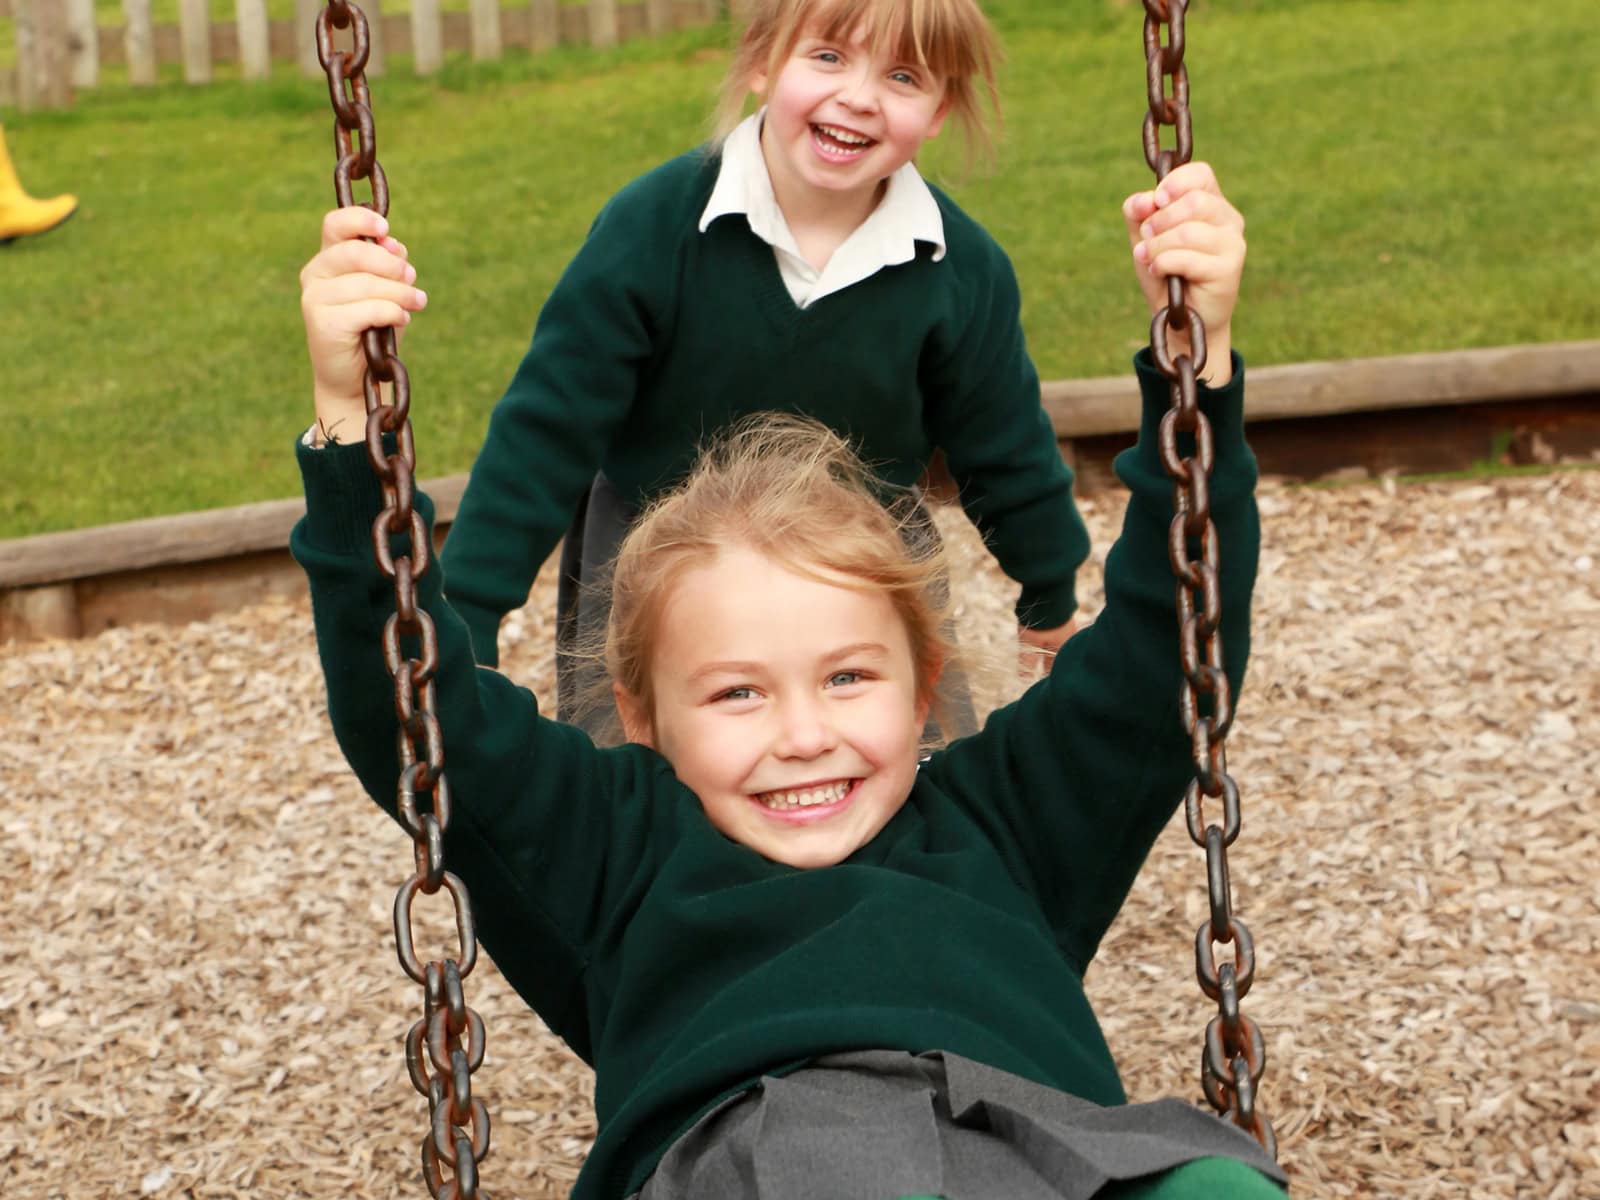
587, 0, 618, 48
469, 0, 502, 61
528, 0, 558, 52
178, 0, 212, 84
295, 0, 321, 78
122, 0, 158, 86
412, 0, 442, 74
364, 0, 385, 76
236, 0, 270, 80
0, 0, 11, 105
15, 0, 73, 110
66, 0, 99, 88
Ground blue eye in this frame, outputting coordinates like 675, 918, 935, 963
890, 70, 916, 85
717, 686, 756, 702
826, 670, 865, 688
815, 50, 841, 64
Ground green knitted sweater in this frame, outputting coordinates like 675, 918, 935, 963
292, 353, 1257, 1200
438, 148, 1089, 666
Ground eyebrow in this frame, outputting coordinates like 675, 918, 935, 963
684, 643, 893, 686
822, 642, 893, 666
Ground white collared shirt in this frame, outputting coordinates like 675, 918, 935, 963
698, 111, 946, 309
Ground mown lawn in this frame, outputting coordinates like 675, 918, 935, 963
1, 0, 1594, 536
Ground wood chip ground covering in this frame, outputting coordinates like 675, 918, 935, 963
3, 470, 1596, 1199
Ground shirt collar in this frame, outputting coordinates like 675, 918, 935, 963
698, 110, 947, 264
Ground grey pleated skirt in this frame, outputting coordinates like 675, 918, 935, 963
555, 472, 978, 742
632, 1050, 1287, 1200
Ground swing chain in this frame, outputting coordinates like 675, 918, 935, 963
318, 4, 493, 1196
1140, 0, 1276, 1160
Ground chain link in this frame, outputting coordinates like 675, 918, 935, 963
1140, 0, 1276, 1160
317, 5, 493, 1194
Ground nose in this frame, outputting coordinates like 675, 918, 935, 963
773, 693, 839, 760
835, 64, 879, 114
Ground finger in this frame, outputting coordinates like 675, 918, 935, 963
316, 297, 416, 338
1123, 190, 1159, 246
1139, 244, 1244, 290
1151, 160, 1221, 209
304, 238, 419, 286
305, 272, 428, 315
1138, 216, 1235, 264
320, 205, 390, 250
1139, 188, 1243, 243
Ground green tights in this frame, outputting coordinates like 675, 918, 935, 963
897, 1153, 1286, 1199
1099, 1156, 1286, 1198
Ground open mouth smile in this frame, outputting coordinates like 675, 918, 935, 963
752, 778, 858, 821
810, 123, 877, 161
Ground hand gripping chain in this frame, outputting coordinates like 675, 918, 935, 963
316, 5, 493, 1195
1140, 0, 1276, 1159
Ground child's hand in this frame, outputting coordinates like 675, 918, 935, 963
299, 206, 428, 445
1018, 617, 1078, 680
1122, 161, 1245, 385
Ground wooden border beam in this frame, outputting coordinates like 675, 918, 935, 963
1042, 340, 1600, 437
1, 340, 1596, 598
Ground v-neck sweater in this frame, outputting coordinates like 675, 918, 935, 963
438, 148, 1089, 666
293, 351, 1257, 1200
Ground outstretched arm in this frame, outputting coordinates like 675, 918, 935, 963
922, 229, 1091, 637
437, 200, 665, 665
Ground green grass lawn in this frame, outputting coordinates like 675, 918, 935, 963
2, 0, 1595, 536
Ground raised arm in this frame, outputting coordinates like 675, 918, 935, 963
928, 162, 1253, 967
296, 195, 675, 1049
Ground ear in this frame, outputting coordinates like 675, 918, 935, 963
925, 93, 953, 140
613, 684, 655, 748
748, 67, 769, 100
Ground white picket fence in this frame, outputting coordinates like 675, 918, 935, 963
1, 0, 724, 110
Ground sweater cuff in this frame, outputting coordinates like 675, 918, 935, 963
1016, 580, 1079, 631
1127, 348, 1249, 483
294, 432, 390, 556
452, 598, 504, 669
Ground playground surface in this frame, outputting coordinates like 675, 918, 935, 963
3, 469, 1596, 1197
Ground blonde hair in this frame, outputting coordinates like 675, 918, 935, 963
713, 0, 1002, 169
604, 414, 955, 738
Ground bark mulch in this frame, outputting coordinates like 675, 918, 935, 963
2, 470, 1595, 1198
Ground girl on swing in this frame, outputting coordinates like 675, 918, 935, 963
306, 0, 1097, 740
296, 1, 1286, 1197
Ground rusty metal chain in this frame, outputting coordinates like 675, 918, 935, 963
316, 4, 493, 1195
1140, 0, 1276, 1160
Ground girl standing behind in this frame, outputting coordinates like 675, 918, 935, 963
303, 0, 1091, 735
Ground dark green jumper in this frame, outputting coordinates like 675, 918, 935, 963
293, 353, 1259, 1200
438, 149, 1090, 665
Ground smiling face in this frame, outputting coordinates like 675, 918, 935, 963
616, 542, 928, 869
750, 22, 951, 221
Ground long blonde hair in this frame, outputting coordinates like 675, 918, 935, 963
604, 414, 954, 737
713, 0, 1002, 169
